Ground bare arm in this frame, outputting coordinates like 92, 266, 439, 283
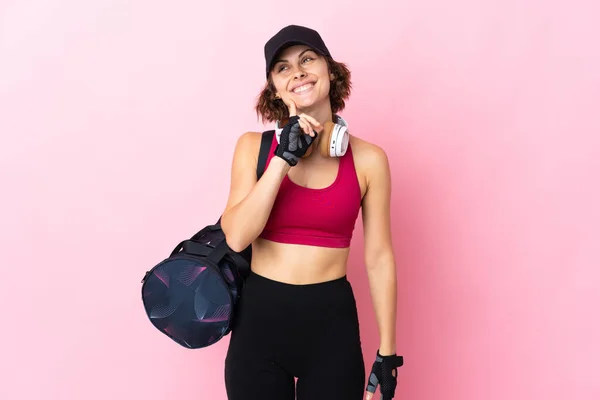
220, 131, 291, 252
361, 145, 398, 356
221, 100, 322, 252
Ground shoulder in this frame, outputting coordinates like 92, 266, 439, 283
236, 131, 264, 150
232, 131, 267, 161
349, 135, 391, 187
350, 135, 389, 163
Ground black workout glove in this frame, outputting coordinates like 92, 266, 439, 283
274, 115, 317, 166
366, 350, 404, 400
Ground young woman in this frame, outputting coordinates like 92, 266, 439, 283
220, 25, 403, 400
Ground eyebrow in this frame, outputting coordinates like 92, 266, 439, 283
273, 49, 316, 66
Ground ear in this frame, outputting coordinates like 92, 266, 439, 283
329, 72, 335, 81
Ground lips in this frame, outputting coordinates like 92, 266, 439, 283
291, 81, 315, 94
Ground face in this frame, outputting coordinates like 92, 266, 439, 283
269, 45, 334, 112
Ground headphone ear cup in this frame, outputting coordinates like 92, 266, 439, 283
320, 121, 335, 157
332, 124, 349, 157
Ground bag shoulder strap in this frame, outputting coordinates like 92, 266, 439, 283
256, 130, 275, 180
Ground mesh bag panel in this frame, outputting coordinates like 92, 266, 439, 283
142, 257, 232, 348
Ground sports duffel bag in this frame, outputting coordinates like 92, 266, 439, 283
140, 130, 274, 349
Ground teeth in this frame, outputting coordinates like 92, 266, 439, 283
293, 83, 313, 93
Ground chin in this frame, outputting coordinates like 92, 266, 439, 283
291, 93, 328, 111
292, 98, 316, 110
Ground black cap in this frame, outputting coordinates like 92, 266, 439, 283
264, 25, 331, 78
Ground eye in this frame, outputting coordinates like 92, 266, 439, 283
302, 56, 314, 64
277, 64, 288, 72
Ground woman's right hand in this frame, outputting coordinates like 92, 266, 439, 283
288, 100, 323, 137
274, 100, 322, 166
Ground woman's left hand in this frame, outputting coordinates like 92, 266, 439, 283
365, 350, 404, 400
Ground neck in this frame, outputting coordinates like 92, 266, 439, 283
296, 98, 334, 127
297, 100, 335, 161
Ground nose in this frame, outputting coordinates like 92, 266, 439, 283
291, 66, 307, 79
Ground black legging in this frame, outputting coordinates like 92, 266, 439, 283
224, 270, 366, 400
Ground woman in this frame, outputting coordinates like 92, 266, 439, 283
220, 25, 403, 400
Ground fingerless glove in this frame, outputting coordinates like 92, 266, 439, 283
366, 350, 404, 400
274, 115, 317, 166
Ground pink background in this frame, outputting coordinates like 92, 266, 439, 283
1, 0, 598, 399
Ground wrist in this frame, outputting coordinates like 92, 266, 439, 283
273, 147, 298, 167
378, 345, 396, 356
270, 154, 293, 174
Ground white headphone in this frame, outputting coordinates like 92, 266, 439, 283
275, 114, 350, 157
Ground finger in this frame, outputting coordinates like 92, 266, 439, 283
299, 116, 317, 137
298, 118, 312, 136
366, 374, 378, 397
298, 118, 309, 134
287, 99, 297, 117
299, 113, 323, 133
300, 130, 316, 147
297, 118, 308, 134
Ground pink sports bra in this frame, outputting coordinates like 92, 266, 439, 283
258, 133, 362, 248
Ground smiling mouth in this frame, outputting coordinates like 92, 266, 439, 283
292, 82, 315, 94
